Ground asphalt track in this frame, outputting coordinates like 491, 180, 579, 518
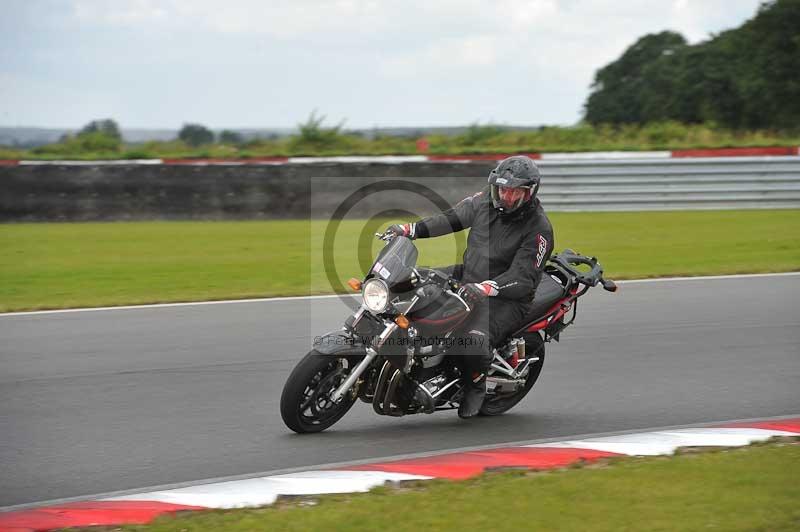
1, 274, 798, 508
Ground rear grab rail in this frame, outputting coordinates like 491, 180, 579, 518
550, 249, 617, 292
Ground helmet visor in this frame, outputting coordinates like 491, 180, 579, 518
491, 185, 531, 212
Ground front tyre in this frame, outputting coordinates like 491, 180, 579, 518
280, 350, 358, 433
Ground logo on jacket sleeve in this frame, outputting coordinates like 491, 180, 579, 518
535, 234, 548, 268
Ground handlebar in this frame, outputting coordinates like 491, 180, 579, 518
374, 233, 616, 296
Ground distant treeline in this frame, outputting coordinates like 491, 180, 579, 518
2, 121, 798, 160
584, 0, 800, 129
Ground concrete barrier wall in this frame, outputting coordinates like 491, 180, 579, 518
2, 157, 799, 221
0, 163, 494, 222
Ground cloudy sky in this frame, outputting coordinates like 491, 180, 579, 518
1, 0, 764, 129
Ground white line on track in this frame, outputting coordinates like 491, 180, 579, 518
615, 271, 800, 284
1, 271, 797, 318
0, 294, 350, 317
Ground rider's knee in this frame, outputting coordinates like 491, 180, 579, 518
464, 328, 490, 350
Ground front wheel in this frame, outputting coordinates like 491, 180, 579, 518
480, 336, 545, 416
280, 350, 358, 433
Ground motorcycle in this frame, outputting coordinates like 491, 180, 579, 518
280, 232, 617, 433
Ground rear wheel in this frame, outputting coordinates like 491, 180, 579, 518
479, 336, 545, 416
280, 350, 358, 433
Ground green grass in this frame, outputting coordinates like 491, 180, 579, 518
1, 210, 798, 312
110, 439, 800, 532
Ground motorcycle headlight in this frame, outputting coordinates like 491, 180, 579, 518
362, 278, 390, 313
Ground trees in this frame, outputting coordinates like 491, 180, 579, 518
585, 31, 687, 125
34, 118, 123, 154
178, 123, 214, 146
583, 0, 800, 129
296, 110, 345, 145
288, 110, 351, 153
219, 130, 243, 145
79, 119, 122, 141
723, 0, 800, 129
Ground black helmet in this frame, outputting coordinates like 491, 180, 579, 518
487, 155, 541, 215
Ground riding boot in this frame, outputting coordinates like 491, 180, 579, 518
458, 373, 486, 419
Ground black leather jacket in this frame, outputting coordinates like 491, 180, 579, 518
415, 187, 554, 301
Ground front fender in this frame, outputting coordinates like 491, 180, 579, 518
313, 330, 368, 356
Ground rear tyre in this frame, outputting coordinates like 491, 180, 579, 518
280, 350, 358, 433
479, 335, 545, 416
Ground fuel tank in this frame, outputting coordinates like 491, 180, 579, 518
408, 290, 470, 336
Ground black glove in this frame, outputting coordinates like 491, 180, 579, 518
384, 223, 416, 240
458, 282, 495, 306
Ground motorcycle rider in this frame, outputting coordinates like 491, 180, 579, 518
384, 155, 554, 418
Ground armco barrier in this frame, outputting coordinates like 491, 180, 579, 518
535, 156, 800, 211
0, 156, 798, 221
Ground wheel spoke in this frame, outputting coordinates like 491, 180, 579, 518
299, 394, 315, 412
298, 363, 350, 423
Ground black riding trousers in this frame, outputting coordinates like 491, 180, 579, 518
455, 297, 531, 375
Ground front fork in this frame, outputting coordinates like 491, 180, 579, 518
329, 320, 398, 403
330, 294, 421, 403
